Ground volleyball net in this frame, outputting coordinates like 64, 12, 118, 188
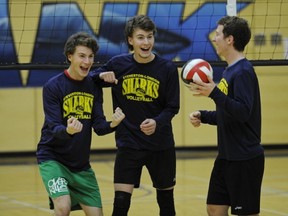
1, 0, 288, 87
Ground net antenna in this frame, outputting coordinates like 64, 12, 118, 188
226, 0, 237, 16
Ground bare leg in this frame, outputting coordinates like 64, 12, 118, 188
52, 195, 71, 216
81, 204, 103, 216
207, 204, 229, 216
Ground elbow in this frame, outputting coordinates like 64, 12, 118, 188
94, 129, 108, 136
231, 109, 251, 123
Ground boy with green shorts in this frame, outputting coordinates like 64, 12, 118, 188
36, 32, 125, 216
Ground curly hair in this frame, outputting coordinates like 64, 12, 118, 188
64, 32, 99, 63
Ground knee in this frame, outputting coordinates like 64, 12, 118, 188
53, 198, 71, 216
112, 191, 131, 216
54, 205, 70, 216
113, 191, 131, 209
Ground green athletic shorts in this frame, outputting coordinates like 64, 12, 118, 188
39, 160, 102, 210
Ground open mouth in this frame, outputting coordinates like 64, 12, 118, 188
141, 47, 150, 53
80, 66, 89, 73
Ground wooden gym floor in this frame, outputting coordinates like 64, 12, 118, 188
0, 150, 287, 216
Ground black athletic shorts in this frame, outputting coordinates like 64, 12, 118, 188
206, 154, 265, 215
114, 147, 176, 189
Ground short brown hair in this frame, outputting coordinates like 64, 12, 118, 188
64, 32, 99, 63
217, 16, 251, 52
124, 15, 157, 51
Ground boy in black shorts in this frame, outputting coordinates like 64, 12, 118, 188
91, 15, 180, 216
188, 16, 264, 216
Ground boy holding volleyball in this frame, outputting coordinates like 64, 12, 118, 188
188, 16, 264, 216
36, 32, 125, 216
91, 15, 180, 216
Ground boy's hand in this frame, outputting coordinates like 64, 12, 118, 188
66, 117, 83, 135
110, 107, 125, 128
99, 71, 118, 84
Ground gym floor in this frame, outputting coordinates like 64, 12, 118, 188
0, 150, 287, 216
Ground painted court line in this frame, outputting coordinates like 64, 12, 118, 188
0, 195, 51, 213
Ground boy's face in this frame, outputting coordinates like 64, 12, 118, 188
67, 45, 94, 80
128, 28, 155, 63
213, 24, 232, 57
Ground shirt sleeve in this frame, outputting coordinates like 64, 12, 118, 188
90, 60, 116, 87
200, 110, 217, 125
209, 72, 253, 123
42, 82, 72, 140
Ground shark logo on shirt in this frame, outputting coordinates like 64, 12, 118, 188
63, 92, 93, 119
122, 74, 159, 102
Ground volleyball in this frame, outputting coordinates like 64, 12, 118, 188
181, 58, 213, 84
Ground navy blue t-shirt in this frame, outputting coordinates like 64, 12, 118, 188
91, 53, 180, 151
36, 71, 114, 171
201, 58, 263, 160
